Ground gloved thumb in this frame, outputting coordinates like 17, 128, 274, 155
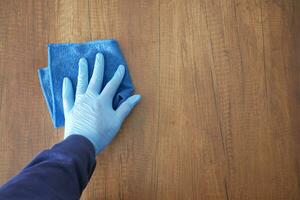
62, 77, 75, 114
116, 94, 141, 121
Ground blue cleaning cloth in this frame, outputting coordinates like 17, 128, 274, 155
38, 40, 135, 128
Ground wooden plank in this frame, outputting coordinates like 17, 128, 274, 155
226, 0, 300, 199
157, 0, 227, 199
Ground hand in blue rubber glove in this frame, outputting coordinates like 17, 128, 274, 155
62, 53, 141, 154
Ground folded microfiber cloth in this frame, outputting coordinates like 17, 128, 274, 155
38, 40, 135, 128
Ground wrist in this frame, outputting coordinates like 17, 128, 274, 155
64, 133, 97, 157
61, 134, 96, 158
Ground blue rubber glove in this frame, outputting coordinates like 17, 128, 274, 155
62, 53, 141, 154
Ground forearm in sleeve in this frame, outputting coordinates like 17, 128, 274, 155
0, 135, 96, 200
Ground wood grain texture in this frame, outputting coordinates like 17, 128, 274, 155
0, 0, 299, 199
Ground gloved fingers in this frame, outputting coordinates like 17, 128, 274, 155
116, 94, 141, 121
100, 65, 125, 101
87, 53, 104, 94
62, 77, 75, 114
76, 57, 89, 98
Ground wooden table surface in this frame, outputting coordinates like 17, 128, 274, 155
0, 0, 299, 199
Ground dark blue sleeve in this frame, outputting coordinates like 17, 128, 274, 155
0, 135, 96, 200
